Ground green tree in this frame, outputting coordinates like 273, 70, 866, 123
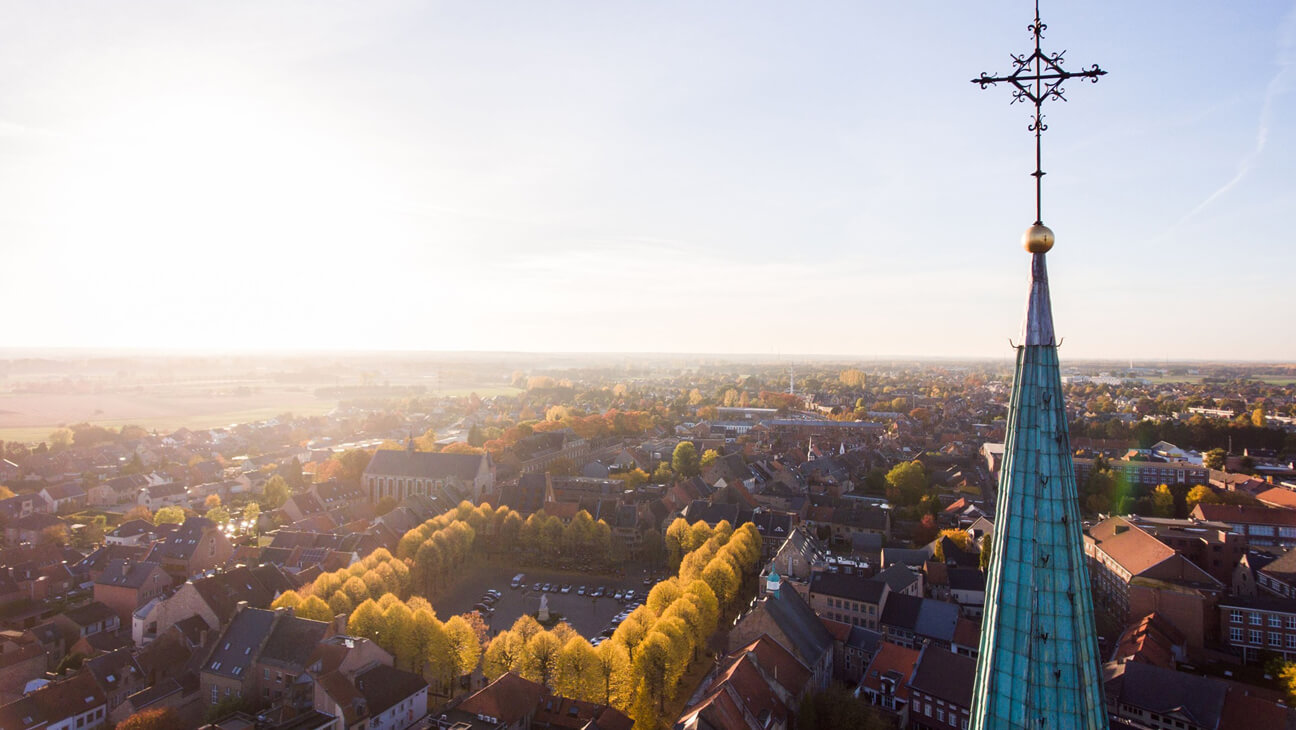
651, 462, 674, 484
665, 518, 690, 568
1186, 485, 1221, 511
554, 636, 600, 703
262, 474, 290, 509
884, 461, 927, 505
299, 595, 333, 622
337, 449, 373, 484
519, 630, 563, 689
1278, 661, 1296, 704
483, 631, 524, 680
48, 428, 72, 451
443, 615, 483, 685
1203, 448, 1227, 471
346, 599, 387, 644
700, 449, 720, 471
1151, 484, 1175, 518
154, 506, 185, 525
672, 442, 700, 477
593, 640, 631, 708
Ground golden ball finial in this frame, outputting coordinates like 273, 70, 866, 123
1023, 223, 1055, 253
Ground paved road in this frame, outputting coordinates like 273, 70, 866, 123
435, 563, 662, 638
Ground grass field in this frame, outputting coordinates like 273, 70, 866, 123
0, 390, 338, 444
1138, 374, 1296, 386
433, 386, 524, 398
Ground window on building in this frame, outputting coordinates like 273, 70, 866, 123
1251, 629, 1264, 644
1287, 634, 1296, 649
1287, 616, 1296, 630
211, 688, 218, 704
1231, 610, 1243, 624
1272, 632, 1283, 647
1271, 615, 1283, 628
1231, 627, 1244, 642
1251, 613, 1263, 625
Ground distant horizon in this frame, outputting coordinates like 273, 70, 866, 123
0, 346, 1291, 367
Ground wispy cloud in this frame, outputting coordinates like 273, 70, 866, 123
1178, 3, 1296, 223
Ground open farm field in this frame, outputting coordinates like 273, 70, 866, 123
0, 386, 337, 443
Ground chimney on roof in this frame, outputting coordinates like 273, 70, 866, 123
328, 614, 347, 638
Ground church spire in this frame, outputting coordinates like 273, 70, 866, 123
969, 3, 1107, 728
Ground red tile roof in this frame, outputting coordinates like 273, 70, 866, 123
1088, 517, 1176, 576
1256, 487, 1296, 510
457, 672, 543, 725
860, 641, 920, 702
1193, 504, 1296, 527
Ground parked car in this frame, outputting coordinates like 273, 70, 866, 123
472, 603, 494, 616
512, 574, 526, 589
561, 584, 572, 594
613, 590, 624, 601
542, 583, 553, 593
486, 589, 502, 599
481, 594, 498, 605
577, 585, 586, 596
532, 582, 543, 592
592, 587, 606, 598
624, 589, 636, 601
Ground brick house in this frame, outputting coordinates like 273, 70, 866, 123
37, 483, 87, 514
1084, 516, 1223, 646
52, 602, 120, 648
808, 570, 888, 630
93, 560, 170, 625
0, 670, 108, 730
728, 573, 833, 691
1219, 594, 1296, 663
906, 645, 975, 730
677, 635, 813, 730
84, 647, 148, 718
144, 517, 233, 581
200, 605, 329, 712
1191, 504, 1296, 548
134, 564, 296, 646
0, 631, 48, 704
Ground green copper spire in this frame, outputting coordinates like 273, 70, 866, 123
969, 249, 1107, 729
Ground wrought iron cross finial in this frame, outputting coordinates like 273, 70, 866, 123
972, 0, 1106, 225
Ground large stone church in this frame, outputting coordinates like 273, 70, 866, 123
362, 439, 495, 505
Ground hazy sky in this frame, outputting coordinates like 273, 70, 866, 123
1, 2, 1292, 360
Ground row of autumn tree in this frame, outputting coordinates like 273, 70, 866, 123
396, 502, 618, 589
271, 511, 761, 729
483, 521, 763, 729
270, 547, 411, 621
